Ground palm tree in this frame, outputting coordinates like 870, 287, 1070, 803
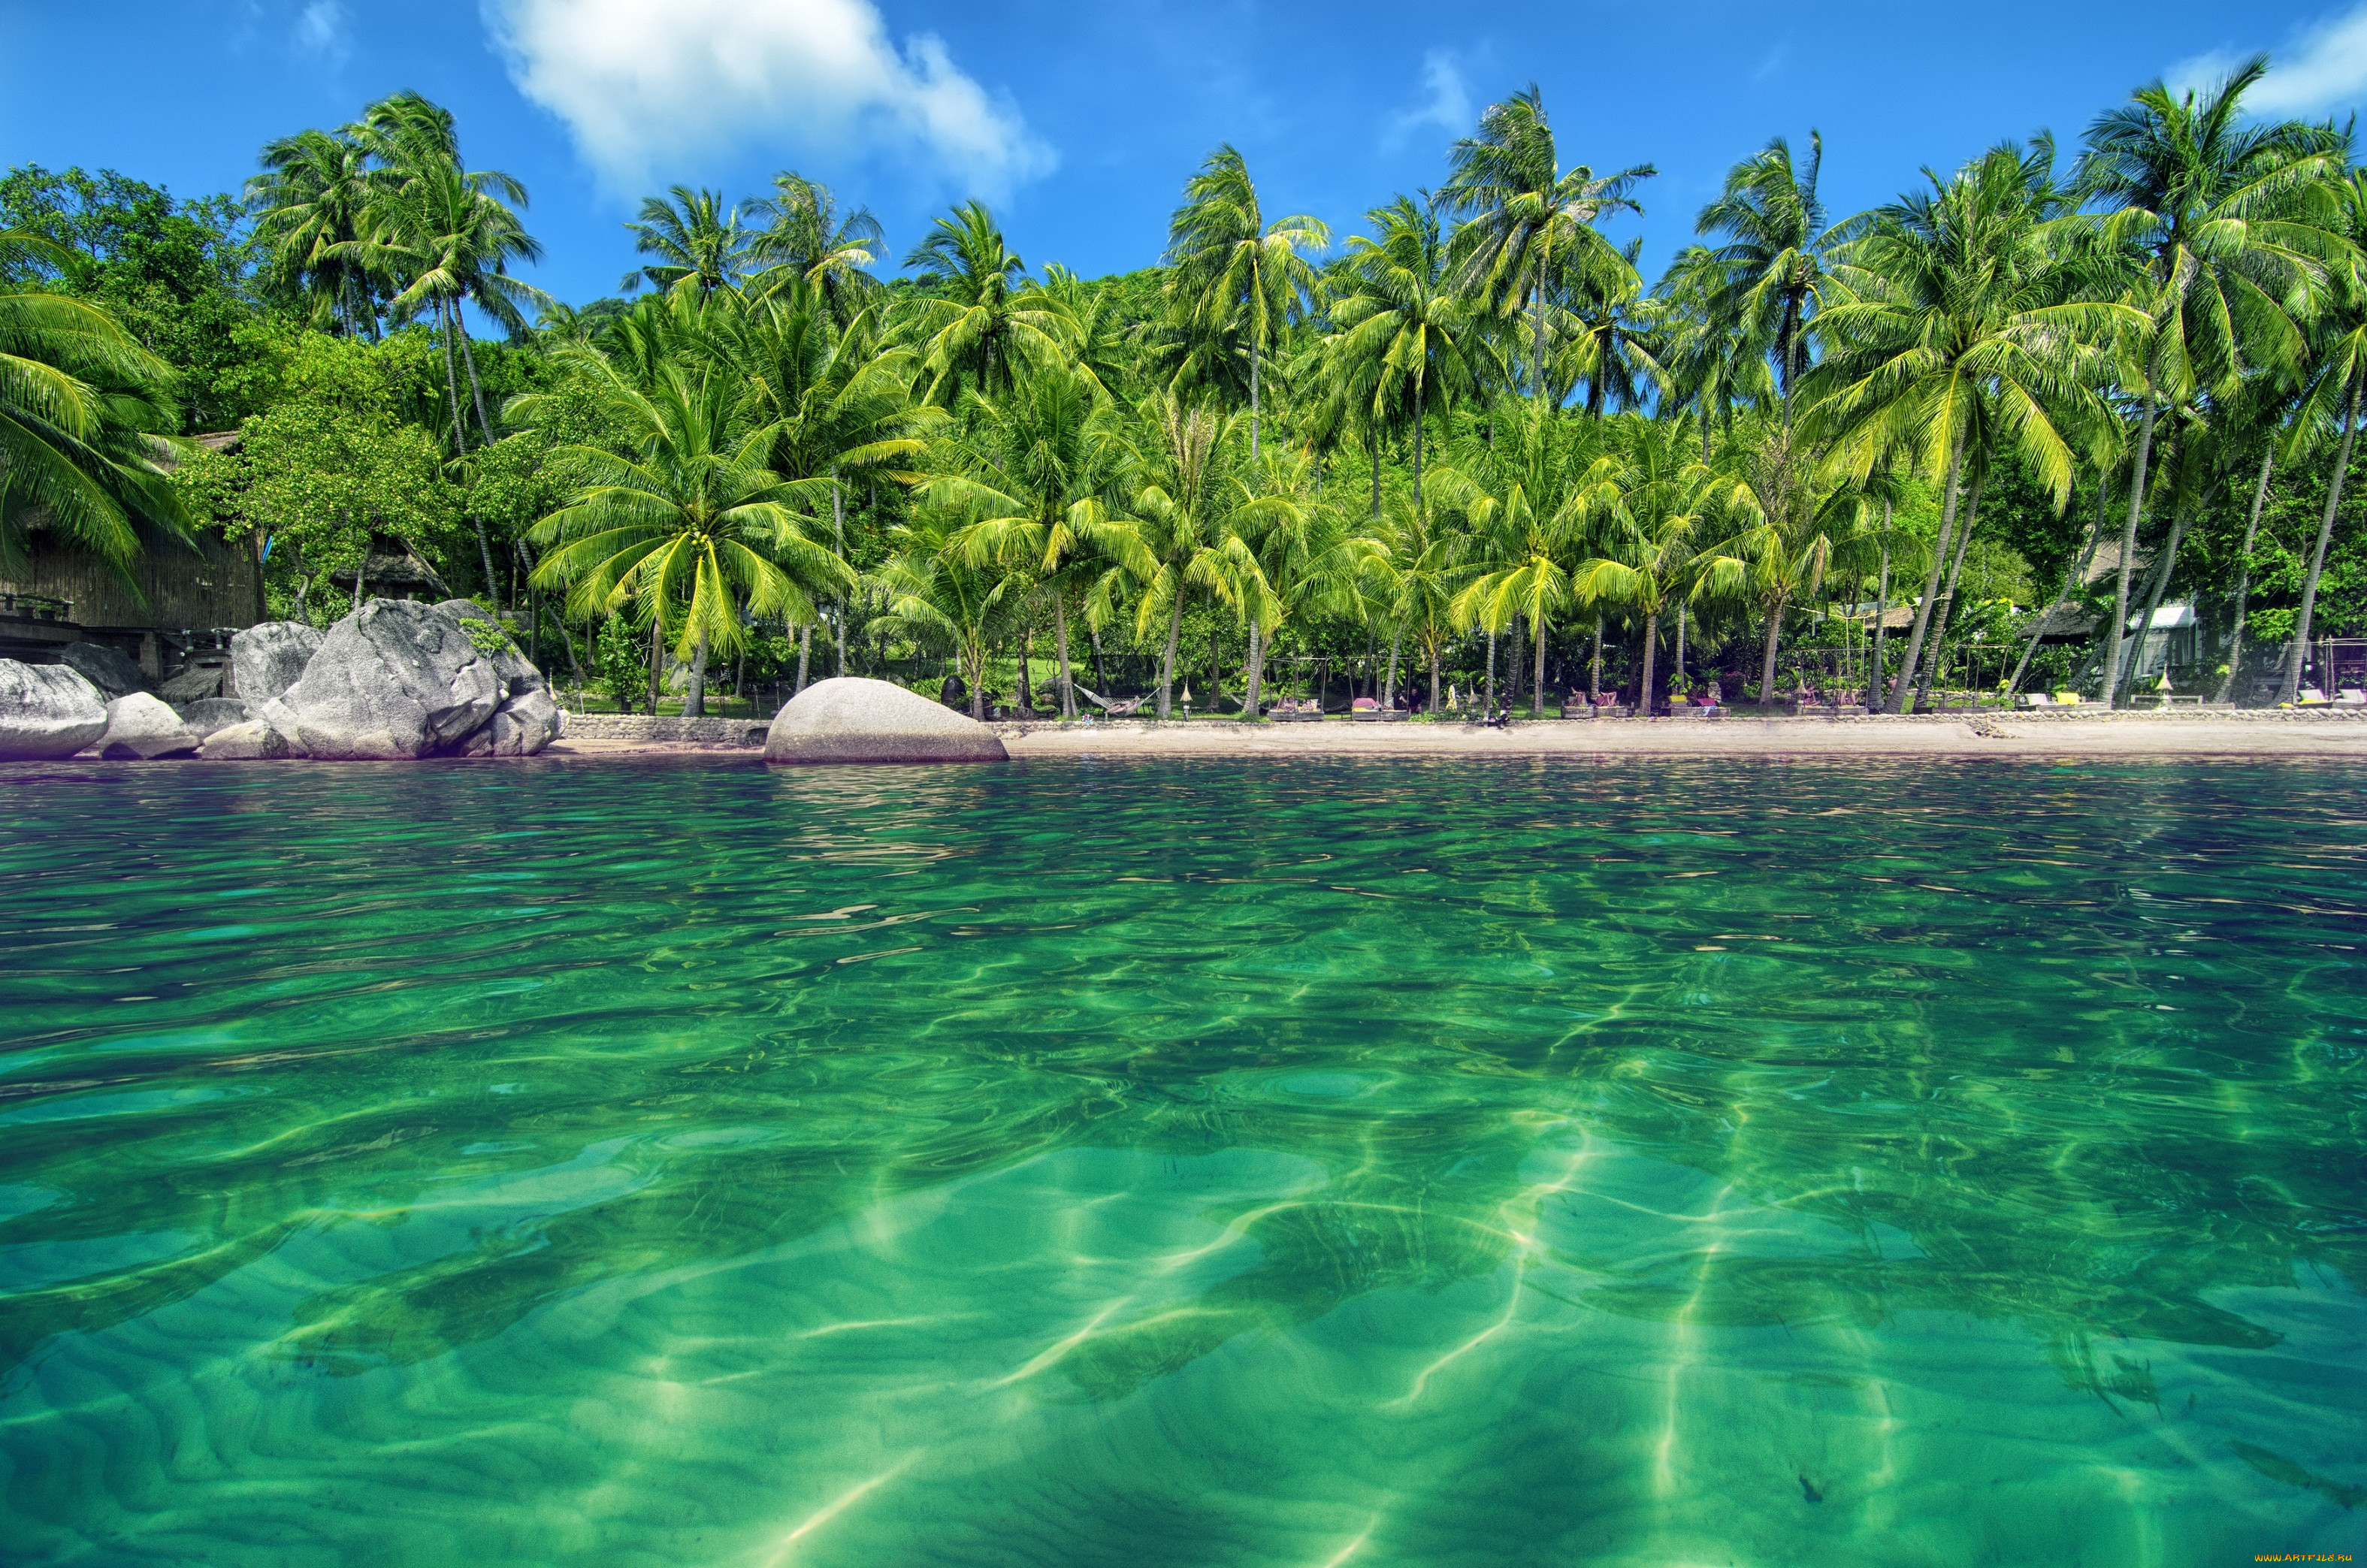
933, 364, 1136, 717
1441, 85, 1652, 410
2275, 168, 2367, 702
1809, 141, 2130, 713
0, 229, 192, 575
1447, 402, 1619, 714
880, 514, 1023, 719
1222, 444, 1377, 715
1165, 146, 1329, 458
1694, 133, 1831, 430
1329, 195, 1486, 509
1568, 238, 1667, 418
246, 128, 380, 336
526, 350, 851, 718
1370, 489, 1472, 711
1657, 244, 1777, 454
621, 186, 753, 299
747, 173, 884, 324
901, 201, 1069, 403
2075, 56, 2348, 706
1105, 393, 1237, 718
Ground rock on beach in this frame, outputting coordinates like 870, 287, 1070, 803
0, 660, 109, 760
97, 693, 201, 759
258, 600, 503, 760
763, 676, 1009, 766
229, 621, 325, 705
59, 642, 150, 698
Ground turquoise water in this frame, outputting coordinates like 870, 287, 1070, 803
1, 757, 2362, 1566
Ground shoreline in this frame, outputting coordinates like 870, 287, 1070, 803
529, 710, 2367, 762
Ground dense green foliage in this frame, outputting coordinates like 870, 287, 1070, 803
11, 61, 2367, 712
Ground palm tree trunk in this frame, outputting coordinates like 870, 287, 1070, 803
1054, 593, 1076, 717
1156, 590, 1185, 719
1914, 471, 1985, 710
2118, 492, 2191, 706
831, 479, 848, 678
517, 540, 582, 683
1532, 280, 1547, 406
2104, 394, 2159, 709
1508, 613, 1525, 704
684, 630, 709, 718
1430, 637, 1442, 716
795, 624, 811, 693
1638, 608, 1660, 714
1531, 613, 1547, 716
647, 618, 662, 711
1590, 615, 1603, 700
1016, 617, 1033, 711
1244, 616, 1264, 715
1675, 603, 1686, 684
1758, 597, 1785, 708
1385, 623, 1402, 707
967, 637, 985, 720
1412, 382, 1425, 510
434, 301, 501, 601
1867, 531, 1891, 708
1888, 425, 1971, 713
1485, 630, 1496, 711
2284, 367, 2361, 704
2215, 448, 2274, 703
452, 304, 498, 448
349, 512, 365, 611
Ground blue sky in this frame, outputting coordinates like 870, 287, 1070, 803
6, 0, 2367, 312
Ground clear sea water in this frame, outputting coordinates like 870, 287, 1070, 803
1, 757, 2361, 1566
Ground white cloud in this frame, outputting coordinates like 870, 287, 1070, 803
1383, 50, 1471, 152
293, 0, 349, 62
482, 0, 1053, 195
2170, 4, 2367, 116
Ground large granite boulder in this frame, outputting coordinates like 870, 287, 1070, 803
258, 600, 501, 760
433, 601, 560, 757
97, 693, 200, 759
764, 676, 1009, 765
201, 719, 303, 760
59, 642, 150, 698
0, 660, 109, 760
174, 697, 252, 742
229, 621, 325, 704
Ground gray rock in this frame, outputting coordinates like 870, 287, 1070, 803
97, 692, 200, 759
258, 600, 500, 760
159, 663, 225, 702
59, 642, 150, 697
764, 676, 1010, 765
229, 621, 325, 704
201, 719, 303, 760
0, 660, 109, 760
434, 600, 558, 757
174, 697, 252, 741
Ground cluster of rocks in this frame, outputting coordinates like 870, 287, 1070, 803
0, 600, 560, 762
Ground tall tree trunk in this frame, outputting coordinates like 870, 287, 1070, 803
434, 301, 500, 601
1485, 630, 1496, 711
1914, 471, 1985, 710
517, 541, 582, 683
968, 638, 985, 719
1532, 279, 1547, 406
2216, 448, 2274, 703
1385, 624, 1402, 707
830, 479, 848, 678
1156, 590, 1186, 719
1867, 530, 1891, 708
647, 617, 662, 711
1016, 616, 1033, 711
1675, 603, 1686, 684
2284, 368, 2362, 703
1412, 381, 1425, 510
1054, 592, 1076, 717
1244, 617, 1264, 715
1888, 425, 1971, 713
1429, 639, 1443, 716
2104, 394, 2159, 708
2118, 494, 2191, 706
1758, 596, 1785, 707
1509, 614, 1525, 703
1531, 613, 1547, 716
684, 629, 709, 718
2009, 476, 2106, 700
1250, 341, 1260, 461
795, 624, 811, 693
1638, 609, 1660, 714
452, 307, 498, 448
1589, 615, 1603, 701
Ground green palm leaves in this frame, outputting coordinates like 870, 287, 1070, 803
0, 229, 189, 574
1694, 134, 1830, 426
902, 201, 1070, 403
1166, 147, 1329, 457
1329, 196, 1485, 505
621, 186, 753, 300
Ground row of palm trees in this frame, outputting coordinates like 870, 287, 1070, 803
22, 62, 2361, 717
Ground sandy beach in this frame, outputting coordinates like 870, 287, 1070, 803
538, 710, 2367, 761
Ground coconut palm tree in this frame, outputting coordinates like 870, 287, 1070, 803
1102, 392, 1238, 718
746, 173, 884, 324
933, 363, 1137, 717
621, 186, 754, 300
879, 514, 1023, 719
2074, 56, 2348, 705
1809, 140, 2130, 712
1370, 488, 1473, 712
525, 351, 851, 718
1568, 238, 1667, 418
1165, 146, 1329, 458
246, 128, 381, 336
1329, 195, 1486, 509
901, 200, 1070, 403
2275, 168, 2367, 702
1694, 132, 1831, 431
1442, 85, 1652, 410
0, 229, 191, 575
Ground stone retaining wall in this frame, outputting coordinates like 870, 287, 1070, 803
558, 712, 770, 748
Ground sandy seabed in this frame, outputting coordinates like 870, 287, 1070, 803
541, 711, 2367, 763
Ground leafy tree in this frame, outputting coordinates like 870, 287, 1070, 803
621, 186, 753, 299
1165, 147, 1328, 458
748, 173, 884, 323
1694, 133, 1832, 429
901, 201, 1069, 403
